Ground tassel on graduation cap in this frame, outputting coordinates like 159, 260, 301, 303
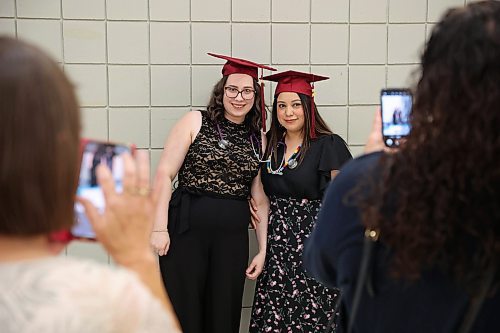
260, 69, 267, 132
310, 81, 316, 139
261, 70, 329, 139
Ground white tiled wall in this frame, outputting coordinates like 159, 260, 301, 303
1, 0, 471, 332
63, 20, 106, 63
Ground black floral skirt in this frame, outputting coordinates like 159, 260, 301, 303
249, 196, 339, 332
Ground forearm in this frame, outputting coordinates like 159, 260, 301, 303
250, 171, 268, 255
153, 176, 173, 231
254, 200, 269, 254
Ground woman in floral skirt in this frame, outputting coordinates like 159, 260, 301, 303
249, 71, 352, 332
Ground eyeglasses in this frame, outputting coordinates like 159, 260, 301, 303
224, 86, 256, 100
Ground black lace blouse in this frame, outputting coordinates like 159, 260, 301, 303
177, 110, 260, 199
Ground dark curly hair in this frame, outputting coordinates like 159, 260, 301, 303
206, 75, 262, 134
362, 0, 500, 291
265, 93, 332, 165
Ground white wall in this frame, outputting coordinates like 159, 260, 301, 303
0, 0, 480, 331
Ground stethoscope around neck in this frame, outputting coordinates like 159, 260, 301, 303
266, 140, 302, 175
214, 120, 274, 163
215, 121, 230, 149
214, 120, 301, 173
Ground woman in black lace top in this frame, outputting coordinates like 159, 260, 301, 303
249, 71, 352, 332
150, 54, 274, 333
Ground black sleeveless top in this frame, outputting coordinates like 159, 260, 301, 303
177, 110, 260, 199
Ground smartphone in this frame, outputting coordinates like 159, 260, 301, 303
72, 139, 133, 240
380, 88, 413, 148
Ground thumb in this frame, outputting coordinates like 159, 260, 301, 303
77, 196, 103, 232
246, 262, 256, 274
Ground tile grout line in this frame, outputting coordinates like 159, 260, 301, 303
104, 0, 111, 265
229, 0, 233, 57
189, 0, 193, 109
308, 0, 312, 73
60, 0, 65, 68
270, 0, 273, 71
104, 0, 110, 143
346, 0, 351, 144
385, 0, 389, 88
425, 0, 429, 40
147, 0, 152, 156
13, 0, 18, 37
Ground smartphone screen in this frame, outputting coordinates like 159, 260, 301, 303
72, 140, 130, 239
380, 89, 412, 147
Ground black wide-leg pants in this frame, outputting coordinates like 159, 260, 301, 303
159, 195, 249, 333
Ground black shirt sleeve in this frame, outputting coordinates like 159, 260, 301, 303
318, 134, 353, 172
318, 134, 353, 194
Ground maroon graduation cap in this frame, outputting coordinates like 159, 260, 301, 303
208, 53, 276, 131
262, 70, 329, 138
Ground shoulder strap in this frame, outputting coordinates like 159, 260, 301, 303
345, 229, 495, 333
346, 229, 379, 333
458, 263, 496, 333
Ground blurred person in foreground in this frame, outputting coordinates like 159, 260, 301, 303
304, 1, 500, 332
0, 36, 180, 332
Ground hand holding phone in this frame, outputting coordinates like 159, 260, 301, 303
77, 151, 179, 325
73, 139, 133, 240
77, 150, 158, 262
364, 108, 386, 154
380, 89, 412, 148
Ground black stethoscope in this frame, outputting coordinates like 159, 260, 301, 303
215, 121, 301, 173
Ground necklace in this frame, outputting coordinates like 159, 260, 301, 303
266, 143, 302, 175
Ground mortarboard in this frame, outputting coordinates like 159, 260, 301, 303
208, 53, 276, 131
262, 70, 329, 138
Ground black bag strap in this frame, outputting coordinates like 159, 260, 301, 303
346, 229, 379, 333
323, 229, 379, 333
344, 228, 496, 333
458, 262, 496, 333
